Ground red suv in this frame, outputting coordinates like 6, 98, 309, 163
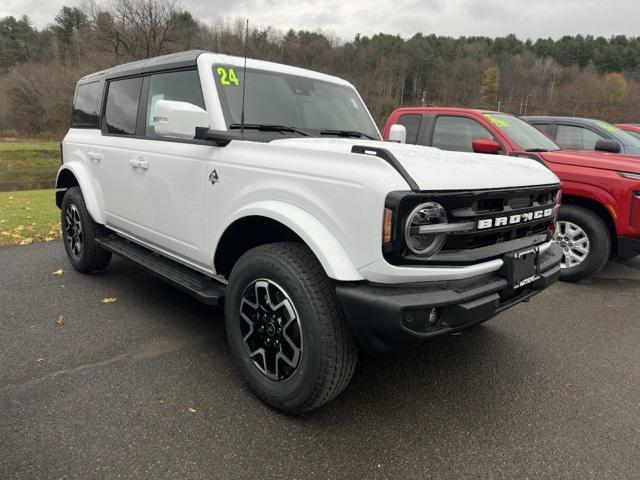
383, 108, 640, 281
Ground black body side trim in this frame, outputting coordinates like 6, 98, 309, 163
351, 145, 420, 192
96, 235, 225, 305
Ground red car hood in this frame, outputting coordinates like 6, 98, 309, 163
540, 150, 640, 174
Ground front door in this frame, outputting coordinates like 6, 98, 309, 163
125, 70, 213, 266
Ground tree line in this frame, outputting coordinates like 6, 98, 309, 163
1, 0, 639, 136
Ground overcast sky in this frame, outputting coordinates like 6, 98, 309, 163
2, 0, 639, 41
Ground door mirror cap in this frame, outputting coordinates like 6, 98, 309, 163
152, 100, 209, 139
595, 138, 621, 153
472, 138, 501, 154
388, 124, 407, 143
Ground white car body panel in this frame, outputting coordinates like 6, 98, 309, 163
55, 143, 105, 224
60, 53, 560, 285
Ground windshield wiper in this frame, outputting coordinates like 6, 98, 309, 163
524, 148, 550, 152
229, 123, 310, 136
320, 129, 376, 140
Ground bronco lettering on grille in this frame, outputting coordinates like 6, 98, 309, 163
477, 208, 553, 230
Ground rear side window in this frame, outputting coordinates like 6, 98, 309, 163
71, 81, 103, 128
556, 125, 605, 150
431, 116, 493, 152
397, 114, 422, 144
146, 70, 205, 137
105, 77, 143, 135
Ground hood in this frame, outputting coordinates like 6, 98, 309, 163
540, 149, 640, 174
270, 138, 559, 191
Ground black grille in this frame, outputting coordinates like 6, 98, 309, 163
383, 184, 560, 267
441, 187, 557, 252
443, 221, 549, 251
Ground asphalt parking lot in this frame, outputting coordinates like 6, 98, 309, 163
1, 241, 639, 479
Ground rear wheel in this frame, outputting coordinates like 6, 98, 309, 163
554, 205, 610, 282
224, 242, 357, 414
61, 187, 111, 273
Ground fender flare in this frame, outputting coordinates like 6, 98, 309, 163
215, 200, 364, 281
55, 163, 105, 225
561, 181, 619, 222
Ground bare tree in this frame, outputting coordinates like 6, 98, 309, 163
108, 0, 177, 58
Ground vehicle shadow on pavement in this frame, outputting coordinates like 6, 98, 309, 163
306, 324, 534, 420
97, 255, 539, 426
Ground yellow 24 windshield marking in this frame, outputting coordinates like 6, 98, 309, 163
216, 67, 240, 86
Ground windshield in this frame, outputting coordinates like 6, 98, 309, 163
623, 129, 640, 141
213, 65, 380, 139
597, 121, 640, 148
483, 113, 560, 151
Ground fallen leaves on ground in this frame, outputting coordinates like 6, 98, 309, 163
56, 315, 64, 325
52, 268, 64, 275
101, 297, 117, 304
0, 190, 62, 246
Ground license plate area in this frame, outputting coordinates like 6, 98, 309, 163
503, 247, 540, 289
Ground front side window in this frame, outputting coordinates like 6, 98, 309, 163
483, 113, 560, 152
213, 66, 379, 139
105, 77, 143, 135
71, 81, 103, 128
146, 70, 205, 137
398, 114, 422, 144
431, 116, 494, 152
556, 125, 605, 150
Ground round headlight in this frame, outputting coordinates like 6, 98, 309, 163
405, 202, 448, 256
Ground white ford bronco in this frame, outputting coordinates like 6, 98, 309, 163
58, 50, 563, 414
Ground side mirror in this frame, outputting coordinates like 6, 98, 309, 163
595, 138, 621, 153
151, 99, 209, 139
388, 124, 407, 143
472, 138, 501, 154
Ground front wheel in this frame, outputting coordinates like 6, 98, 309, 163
554, 205, 610, 282
224, 242, 358, 414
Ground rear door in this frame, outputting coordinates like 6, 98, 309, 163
98, 76, 145, 232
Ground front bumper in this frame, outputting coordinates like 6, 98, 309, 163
616, 236, 640, 260
336, 243, 562, 353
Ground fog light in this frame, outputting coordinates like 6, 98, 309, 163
428, 308, 440, 326
402, 308, 442, 333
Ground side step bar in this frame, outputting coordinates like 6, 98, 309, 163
95, 236, 225, 306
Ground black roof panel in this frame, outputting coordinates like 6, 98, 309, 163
79, 50, 208, 83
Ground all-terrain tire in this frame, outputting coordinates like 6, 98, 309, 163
224, 242, 358, 414
61, 187, 112, 273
